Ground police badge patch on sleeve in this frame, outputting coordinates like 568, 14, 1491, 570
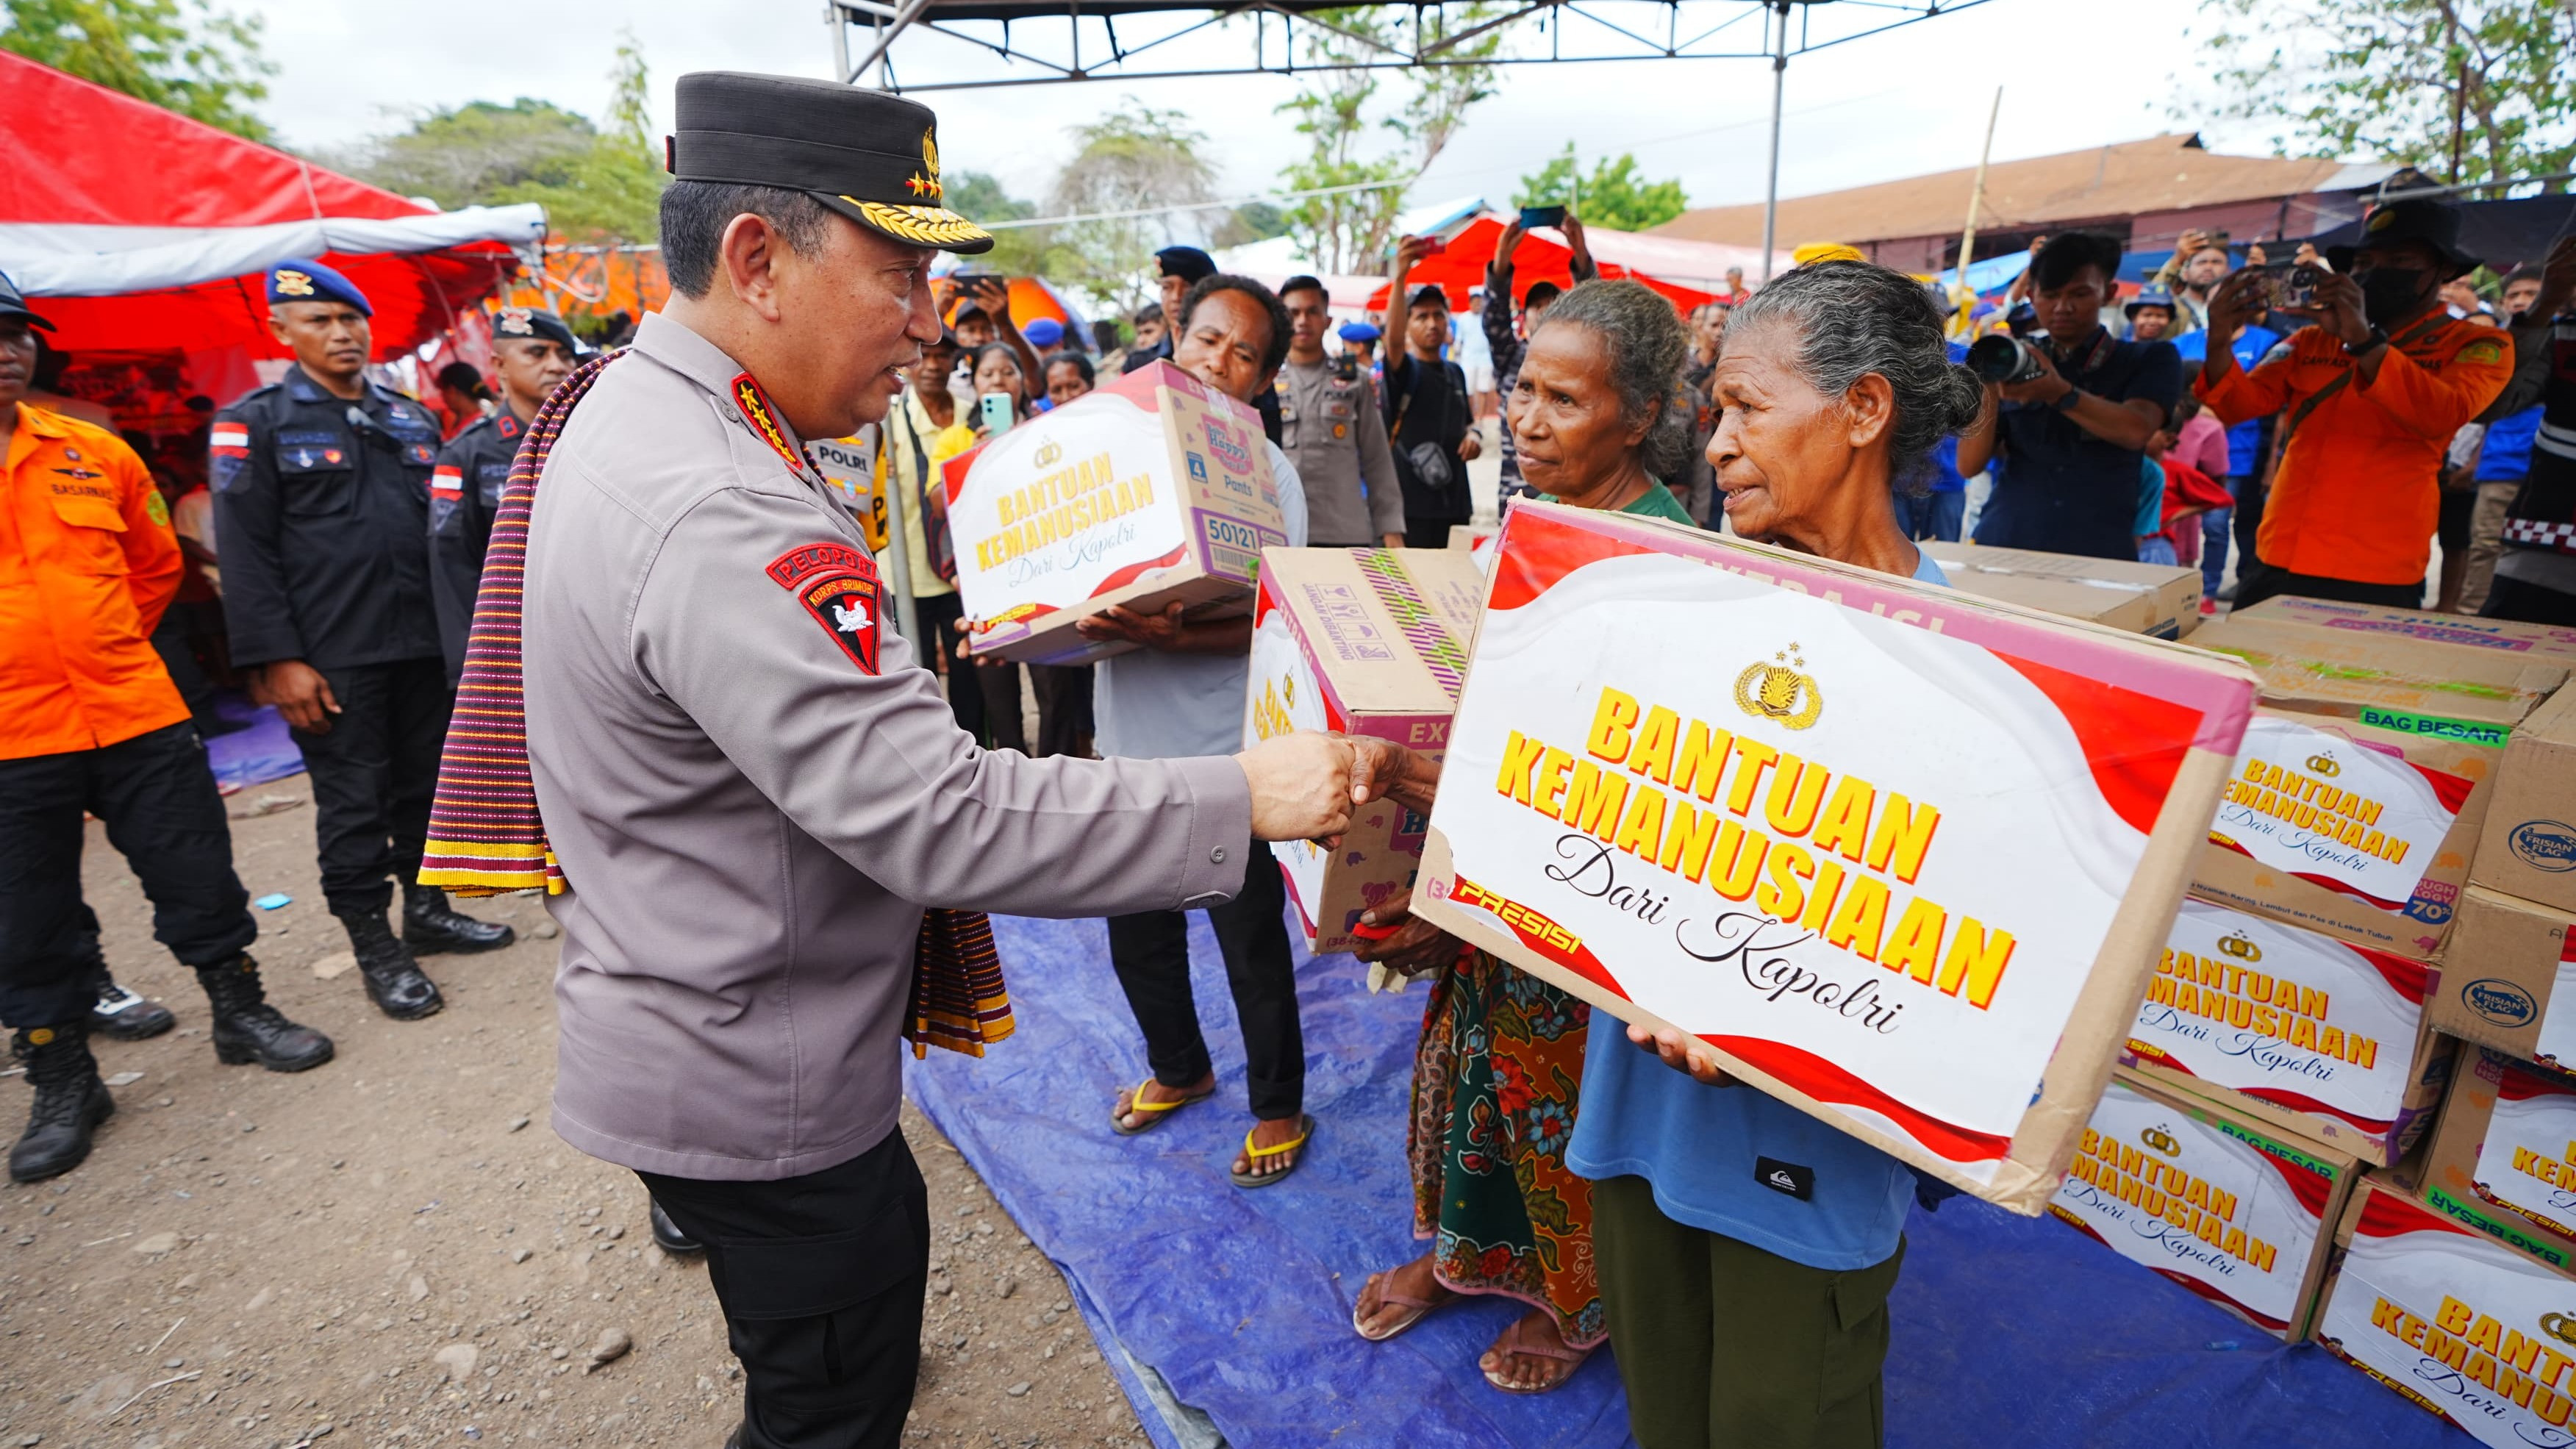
767, 542, 881, 673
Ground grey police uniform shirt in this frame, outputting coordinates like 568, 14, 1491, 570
1276, 358, 1403, 547
1092, 441, 1307, 762
523, 312, 1254, 1181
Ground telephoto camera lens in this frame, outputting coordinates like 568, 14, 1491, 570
1967, 335, 2047, 385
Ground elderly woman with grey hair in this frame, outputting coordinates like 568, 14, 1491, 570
1344, 279, 1693, 1397
1344, 262, 1986, 1439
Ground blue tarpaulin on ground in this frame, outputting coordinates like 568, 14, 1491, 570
204, 693, 304, 793
906, 910, 2473, 1449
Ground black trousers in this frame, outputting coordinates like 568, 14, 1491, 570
1106, 838, 1304, 1120
0, 721, 254, 1027
2231, 554, 2425, 612
1028, 664, 1093, 759
905, 593, 984, 743
640, 1129, 929, 1449
1404, 517, 1469, 551
287, 656, 450, 915
2487, 573, 2576, 626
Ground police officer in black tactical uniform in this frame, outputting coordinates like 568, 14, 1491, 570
212, 262, 512, 1023
428, 305, 578, 681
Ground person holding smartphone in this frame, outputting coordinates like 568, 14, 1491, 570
1383, 236, 1483, 545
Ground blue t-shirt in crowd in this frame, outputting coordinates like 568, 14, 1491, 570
1563, 550, 1946, 1275
2480, 404, 2545, 483
2136, 457, 2165, 539
2174, 324, 2280, 477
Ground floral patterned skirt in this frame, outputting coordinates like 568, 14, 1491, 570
1408, 948, 1604, 1348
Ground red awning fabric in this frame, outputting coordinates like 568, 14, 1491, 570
0, 51, 528, 358
1364, 217, 1725, 315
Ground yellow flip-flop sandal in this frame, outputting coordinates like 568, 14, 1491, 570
1110, 1076, 1213, 1137
1230, 1113, 1314, 1189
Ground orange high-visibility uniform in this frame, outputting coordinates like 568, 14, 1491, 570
1, 403, 187, 759
2194, 312, 2511, 586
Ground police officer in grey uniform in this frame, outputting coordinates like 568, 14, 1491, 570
511, 74, 1364, 1449
212, 262, 509, 1026
427, 306, 577, 681
1273, 274, 1405, 548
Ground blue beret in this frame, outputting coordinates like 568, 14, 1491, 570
1022, 317, 1065, 348
268, 260, 371, 315
1337, 322, 1381, 343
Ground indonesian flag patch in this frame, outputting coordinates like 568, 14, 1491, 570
768, 541, 881, 674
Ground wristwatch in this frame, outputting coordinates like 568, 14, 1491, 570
2342, 326, 2389, 357
2052, 386, 2084, 413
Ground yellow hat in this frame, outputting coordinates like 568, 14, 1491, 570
1792, 243, 1867, 267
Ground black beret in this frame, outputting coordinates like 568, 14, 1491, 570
1156, 246, 1216, 282
491, 305, 579, 353
668, 71, 993, 255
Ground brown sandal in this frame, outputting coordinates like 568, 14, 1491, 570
1350, 1266, 1453, 1342
1480, 1313, 1593, 1395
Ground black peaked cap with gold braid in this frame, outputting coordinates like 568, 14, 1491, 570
667, 71, 994, 255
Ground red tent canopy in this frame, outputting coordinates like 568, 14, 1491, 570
0, 51, 538, 359
1364, 217, 1722, 315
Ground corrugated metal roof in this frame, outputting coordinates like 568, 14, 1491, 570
1650, 133, 2404, 248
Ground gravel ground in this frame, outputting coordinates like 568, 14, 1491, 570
0, 770, 1148, 1449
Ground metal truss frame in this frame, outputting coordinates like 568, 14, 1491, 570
826, 0, 1992, 95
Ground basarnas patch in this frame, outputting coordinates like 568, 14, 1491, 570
768, 541, 882, 674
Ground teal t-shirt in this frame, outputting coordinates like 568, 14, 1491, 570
1539, 482, 1697, 526
1563, 548, 1947, 1273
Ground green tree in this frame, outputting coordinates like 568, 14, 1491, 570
329, 37, 665, 243
1274, 4, 1510, 273
1, 0, 273, 140
2183, 0, 2575, 190
943, 169, 1053, 277
1042, 105, 1217, 312
1514, 144, 1688, 232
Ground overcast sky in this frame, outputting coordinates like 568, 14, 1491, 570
240, 0, 2275, 218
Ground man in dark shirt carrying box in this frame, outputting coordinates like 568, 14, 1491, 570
1959, 232, 2182, 561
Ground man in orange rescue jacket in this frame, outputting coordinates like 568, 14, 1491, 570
0, 274, 332, 1185
2195, 199, 2511, 609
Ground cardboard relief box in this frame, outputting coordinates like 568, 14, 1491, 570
2420, 1046, 2576, 1272
1408, 500, 2259, 1212
2473, 685, 2576, 917
1918, 541, 2202, 640
2230, 595, 2576, 667
2186, 612, 2566, 963
2314, 1176, 2576, 1446
2429, 887, 2576, 1073
2125, 897, 2452, 1166
2049, 1071, 2359, 1340
944, 360, 1287, 665
1244, 547, 1485, 955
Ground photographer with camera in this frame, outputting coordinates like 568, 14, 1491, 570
2194, 199, 2512, 609
1957, 232, 2181, 560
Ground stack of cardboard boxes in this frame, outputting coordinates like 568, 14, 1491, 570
2019, 595, 2576, 1442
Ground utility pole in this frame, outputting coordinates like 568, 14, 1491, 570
1758, 0, 1789, 282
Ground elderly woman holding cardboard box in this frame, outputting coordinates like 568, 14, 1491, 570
1350, 262, 1986, 1443
1347, 279, 1697, 1395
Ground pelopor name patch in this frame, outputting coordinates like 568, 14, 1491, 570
768, 542, 881, 675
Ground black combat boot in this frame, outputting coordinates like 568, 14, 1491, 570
401, 882, 515, 956
334, 908, 444, 1020
195, 954, 334, 1072
90, 973, 177, 1042
9, 1022, 113, 1184
649, 1199, 702, 1256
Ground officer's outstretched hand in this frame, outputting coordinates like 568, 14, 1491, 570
1237, 731, 1355, 842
